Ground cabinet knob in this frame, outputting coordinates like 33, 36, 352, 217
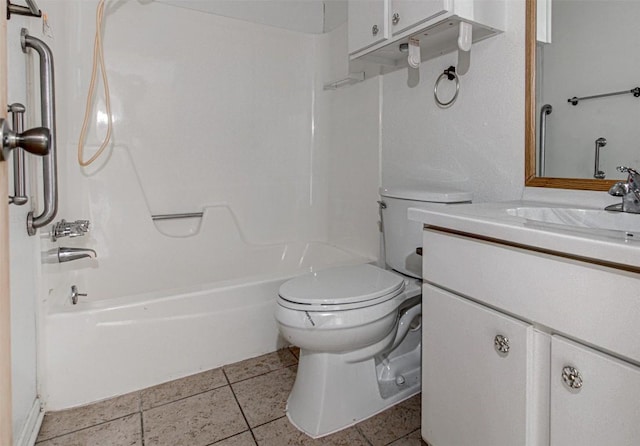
494, 334, 510, 355
562, 366, 583, 390
392, 12, 400, 25
372, 24, 379, 36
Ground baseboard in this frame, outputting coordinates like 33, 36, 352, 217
14, 398, 43, 446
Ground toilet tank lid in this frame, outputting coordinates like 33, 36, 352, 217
379, 185, 472, 203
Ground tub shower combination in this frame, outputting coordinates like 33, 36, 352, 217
43, 198, 369, 409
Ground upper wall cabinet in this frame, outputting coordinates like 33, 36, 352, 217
348, 0, 505, 72
390, 0, 448, 36
348, 0, 389, 54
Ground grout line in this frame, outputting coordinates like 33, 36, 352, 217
139, 411, 146, 446
204, 429, 254, 446
355, 424, 375, 446
141, 384, 229, 412
249, 414, 286, 431
224, 368, 259, 444
35, 413, 139, 444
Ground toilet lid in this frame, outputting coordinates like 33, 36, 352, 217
278, 264, 405, 307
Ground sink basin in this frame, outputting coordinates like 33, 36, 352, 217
506, 207, 640, 234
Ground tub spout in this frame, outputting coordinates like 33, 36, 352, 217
45, 247, 97, 263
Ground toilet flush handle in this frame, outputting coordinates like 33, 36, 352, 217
415, 247, 423, 256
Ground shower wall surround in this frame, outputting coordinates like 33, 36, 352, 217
43, 0, 379, 275
33, 0, 380, 408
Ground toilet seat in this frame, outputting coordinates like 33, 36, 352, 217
278, 264, 406, 311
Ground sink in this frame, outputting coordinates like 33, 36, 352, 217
408, 200, 640, 269
506, 207, 640, 235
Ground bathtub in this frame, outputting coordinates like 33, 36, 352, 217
42, 240, 370, 410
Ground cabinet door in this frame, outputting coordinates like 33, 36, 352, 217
348, 0, 389, 54
390, 0, 448, 35
422, 284, 534, 446
550, 336, 640, 445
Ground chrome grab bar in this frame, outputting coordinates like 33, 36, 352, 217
538, 104, 552, 177
593, 137, 607, 179
568, 87, 640, 106
7, 0, 42, 18
22, 28, 58, 236
151, 212, 203, 221
8, 103, 28, 205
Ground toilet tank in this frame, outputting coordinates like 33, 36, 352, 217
379, 185, 472, 279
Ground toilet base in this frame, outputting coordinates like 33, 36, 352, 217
285, 329, 421, 438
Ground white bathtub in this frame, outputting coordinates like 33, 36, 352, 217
42, 241, 370, 410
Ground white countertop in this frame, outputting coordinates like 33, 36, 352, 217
408, 200, 640, 269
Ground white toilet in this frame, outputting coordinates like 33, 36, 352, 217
275, 185, 472, 438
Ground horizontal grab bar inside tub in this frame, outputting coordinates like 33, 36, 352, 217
151, 212, 204, 221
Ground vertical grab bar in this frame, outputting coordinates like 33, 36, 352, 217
21, 28, 58, 235
8, 103, 28, 205
538, 104, 552, 177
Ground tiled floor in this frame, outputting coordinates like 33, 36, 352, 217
36, 347, 426, 446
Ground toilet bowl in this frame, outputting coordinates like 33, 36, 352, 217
274, 184, 472, 438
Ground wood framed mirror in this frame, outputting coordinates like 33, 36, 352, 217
524, 0, 617, 191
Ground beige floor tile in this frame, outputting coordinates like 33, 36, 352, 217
288, 346, 300, 359
387, 429, 427, 445
35, 414, 141, 446
143, 385, 247, 446
36, 392, 140, 442
141, 368, 227, 410
253, 416, 369, 446
224, 349, 297, 383
231, 366, 296, 427
213, 431, 257, 445
357, 394, 422, 446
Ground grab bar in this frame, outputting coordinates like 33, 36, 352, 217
22, 28, 58, 236
8, 103, 28, 205
538, 104, 552, 177
7, 0, 42, 19
151, 212, 203, 221
568, 87, 640, 106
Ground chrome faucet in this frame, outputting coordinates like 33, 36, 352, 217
51, 219, 90, 242
44, 247, 97, 263
605, 166, 640, 213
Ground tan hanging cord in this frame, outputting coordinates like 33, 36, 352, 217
77, 0, 113, 167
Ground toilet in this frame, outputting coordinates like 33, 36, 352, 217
275, 185, 472, 438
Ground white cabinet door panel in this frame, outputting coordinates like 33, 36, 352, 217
550, 336, 640, 446
422, 284, 534, 446
390, 0, 448, 35
348, 0, 388, 54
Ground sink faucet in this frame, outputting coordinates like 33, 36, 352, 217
605, 166, 640, 213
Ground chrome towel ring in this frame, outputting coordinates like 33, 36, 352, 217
434, 66, 459, 108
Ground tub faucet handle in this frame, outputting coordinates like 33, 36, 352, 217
51, 219, 90, 241
70, 285, 87, 305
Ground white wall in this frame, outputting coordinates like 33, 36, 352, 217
323, 24, 381, 260
381, 1, 526, 203
540, 1, 640, 180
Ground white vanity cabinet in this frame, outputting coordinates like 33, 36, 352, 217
550, 336, 640, 445
422, 284, 534, 446
347, 0, 505, 67
420, 228, 640, 446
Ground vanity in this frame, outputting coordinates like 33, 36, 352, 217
410, 201, 640, 446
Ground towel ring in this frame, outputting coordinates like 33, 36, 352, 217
434, 66, 459, 108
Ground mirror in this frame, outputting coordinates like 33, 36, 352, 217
525, 0, 632, 191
